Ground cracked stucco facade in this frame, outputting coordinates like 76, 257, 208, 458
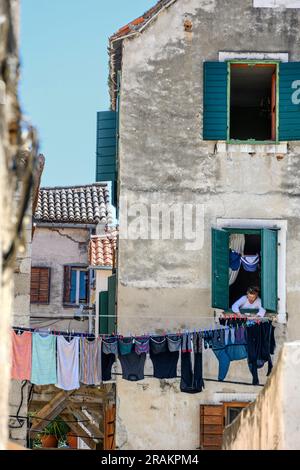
116, 0, 300, 449
31, 227, 91, 332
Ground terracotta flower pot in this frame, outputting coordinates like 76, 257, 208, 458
66, 433, 77, 449
41, 435, 58, 448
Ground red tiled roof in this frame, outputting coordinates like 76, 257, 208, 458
110, 0, 174, 40
89, 229, 118, 267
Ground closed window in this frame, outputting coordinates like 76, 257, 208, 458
30, 267, 51, 304
200, 402, 249, 450
203, 61, 300, 142
63, 266, 89, 306
211, 227, 278, 312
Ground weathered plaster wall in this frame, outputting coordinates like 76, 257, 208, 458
223, 341, 300, 450
116, 0, 300, 449
31, 226, 91, 332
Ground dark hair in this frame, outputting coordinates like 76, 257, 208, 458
247, 286, 260, 295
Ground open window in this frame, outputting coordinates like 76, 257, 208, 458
63, 266, 89, 306
230, 63, 277, 141
211, 227, 278, 312
203, 61, 300, 142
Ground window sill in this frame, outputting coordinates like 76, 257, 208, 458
216, 142, 288, 154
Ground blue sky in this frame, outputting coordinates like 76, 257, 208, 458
20, 0, 154, 187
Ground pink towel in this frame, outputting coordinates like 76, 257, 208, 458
11, 330, 32, 381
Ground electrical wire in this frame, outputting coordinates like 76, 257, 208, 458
12, 415, 93, 424
112, 372, 264, 387
9, 380, 28, 429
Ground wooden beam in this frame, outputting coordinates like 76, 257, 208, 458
67, 407, 103, 439
30, 390, 74, 433
61, 413, 98, 450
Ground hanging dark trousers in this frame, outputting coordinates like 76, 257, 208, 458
180, 333, 204, 394
246, 322, 275, 385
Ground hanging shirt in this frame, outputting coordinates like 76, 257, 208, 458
31, 333, 57, 385
232, 295, 266, 317
118, 352, 146, 381
150, 336, 179, 379
80, 338, 102, 385
241, 255, 260, 272
11, 330, 32, 381
56, 336, 80, 391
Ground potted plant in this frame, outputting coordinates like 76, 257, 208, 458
39, 418, 70, 448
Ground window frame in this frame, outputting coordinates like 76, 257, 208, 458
223, 402, 249, 427
212, 226, 279, 313
226, 60, 280, 144
63, 265, 89, 307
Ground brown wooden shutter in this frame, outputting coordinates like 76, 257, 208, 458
200, 405, 224, 450
30, 267, 50, 304
104, 404, 116, 450
63, 266, 72, 304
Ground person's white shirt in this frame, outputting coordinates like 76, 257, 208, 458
232, 295, 266, 318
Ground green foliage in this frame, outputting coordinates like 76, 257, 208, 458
42, 417, 70, 439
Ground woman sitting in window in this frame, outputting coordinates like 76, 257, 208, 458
232, 286, 266, 318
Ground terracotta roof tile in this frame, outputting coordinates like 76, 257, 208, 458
89, 229, 118, 267
110, 0, 173, 40
34, 184, 113, 225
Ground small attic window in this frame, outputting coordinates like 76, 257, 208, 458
230, 63, 277, 141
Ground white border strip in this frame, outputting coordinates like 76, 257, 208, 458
219, 52, 289, 62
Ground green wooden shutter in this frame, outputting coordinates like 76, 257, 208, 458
108, 274, 117, 335
96, 110, 117, 184
203, 62, 228, 141
212, 228, 229, 310
261, 229, 278, 312
99, 291, 109, 335
279, 62, 300, 141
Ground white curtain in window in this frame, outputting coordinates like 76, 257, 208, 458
229, 234, 245, 286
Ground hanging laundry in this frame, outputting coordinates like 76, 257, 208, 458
246, 321, 276, 385
212, 329, 248, 381
241, 254, 260, 272
150, 336, 180, 380
80, 337, 102, 385
31, 333, 57, 385
56, 336, 80, 391
180, 332, 204, 394
102, 337, 118, 381
118, 338, 146, 381
11, 330, 32, 381
102, 337, 118, 356
135, 337, 150, 355
181, 333, 193, 353
229, 250, 241, 271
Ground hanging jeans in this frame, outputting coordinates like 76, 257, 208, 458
212, 330, 247, 381
213, 345, 248, 381
180, 351, 204, 393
